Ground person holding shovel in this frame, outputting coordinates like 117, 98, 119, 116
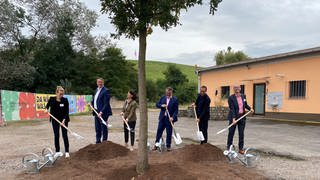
120, 90, 138, 151
153, 87, 179, 151
45, 86, 70, 158
91, 78, 112, 144
227, 85, 253, 154
192, 85, 211, 144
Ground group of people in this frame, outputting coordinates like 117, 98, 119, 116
45, 78, 253, 158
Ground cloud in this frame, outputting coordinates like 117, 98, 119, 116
80, 0, 320, 67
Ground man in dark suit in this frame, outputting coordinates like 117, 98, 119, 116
153, 87, 179, 151
193, 85, 211, 144
91, 78, 112, 144
227, 85, 253, 154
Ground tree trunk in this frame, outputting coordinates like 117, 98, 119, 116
136, 29, 149, 174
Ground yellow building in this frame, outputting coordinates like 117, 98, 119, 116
197, 47, 320, 121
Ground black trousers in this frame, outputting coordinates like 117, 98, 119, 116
199, 118, 209, 144
52, 120, 69, 152
227, 117, 246, 150
124, 121, 136, 146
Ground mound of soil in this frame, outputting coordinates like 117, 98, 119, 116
72, 141, 129, 161
174, 143, 225, 162
20, 142, 266, 180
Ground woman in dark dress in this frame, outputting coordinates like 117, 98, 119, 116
45, 86, 70, 158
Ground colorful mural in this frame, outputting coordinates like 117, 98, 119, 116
0, 90, 92, 122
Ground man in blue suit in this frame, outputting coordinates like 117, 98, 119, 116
153, 87, 179, 151
227, 85, 253, 154
91, 78, 112, 144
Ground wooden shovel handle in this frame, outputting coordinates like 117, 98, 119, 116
48, 112, 73, 134
88, 104, 107, 124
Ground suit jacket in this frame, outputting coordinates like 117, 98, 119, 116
156, 96, 179, 122
122, 100, 137, 122
195, 93, 211, 120
228, 94, 251, 121
91, 87, 112, 116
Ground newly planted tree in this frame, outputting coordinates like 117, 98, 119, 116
101, 0, 222, 174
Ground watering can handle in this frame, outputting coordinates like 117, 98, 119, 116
22, 153, 40, 166
42, 147, 53, 157
229, 144, 235, 152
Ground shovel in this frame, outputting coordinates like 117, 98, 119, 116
121, 115, 134, 132
193, 106, 205, 141
216, 110, 253, 135
47, 112, 84, 139
89, 103, 112, 128
165, 108, 182, 145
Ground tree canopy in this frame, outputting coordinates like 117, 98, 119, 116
101, 0, 223, 174
215, 46, 250, 65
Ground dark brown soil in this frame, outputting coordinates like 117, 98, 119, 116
173, 143, 225, 162
72, 141, 129, 161
19, 141, 266, 180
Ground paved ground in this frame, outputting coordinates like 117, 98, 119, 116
0, 109, 319, 179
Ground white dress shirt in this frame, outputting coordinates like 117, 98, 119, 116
94, 87, 102, 109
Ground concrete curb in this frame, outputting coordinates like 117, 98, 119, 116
248, 117, 320, 126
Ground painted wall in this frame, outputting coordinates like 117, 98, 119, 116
0, 90, 92, 122
199, 55, 320, 114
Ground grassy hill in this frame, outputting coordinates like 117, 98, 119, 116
128, 60, 197, 84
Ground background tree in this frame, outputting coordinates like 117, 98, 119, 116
163, 64, 188, 90
0, 0, 138, 98
215, 46, 249, 65
0, 51, 35, 91
101, 0, 222, 174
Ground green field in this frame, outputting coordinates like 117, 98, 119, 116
128, 60, 197, 84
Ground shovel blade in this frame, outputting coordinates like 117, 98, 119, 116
72, 132, 84, 139
197, 131, 205, 141
173, 133, 182, 145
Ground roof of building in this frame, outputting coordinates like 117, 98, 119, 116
198, 46, 320, 73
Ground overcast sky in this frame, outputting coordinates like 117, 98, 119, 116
81, 0, 320, 67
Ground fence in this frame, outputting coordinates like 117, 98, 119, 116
179, 106, 229, 121
0, 90, 92, 122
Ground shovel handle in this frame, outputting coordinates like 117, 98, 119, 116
88, 104, 107, 125
193, 106, 198, 120
216, 110, 252, 135
48, 112, 74, 134
121, 115, 131, 129
193, 106, 201, 131
165, 108, 175, 128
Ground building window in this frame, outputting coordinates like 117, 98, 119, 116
240, 85, 245, 94
221, 86, 230, 98
289, 80, 306, 98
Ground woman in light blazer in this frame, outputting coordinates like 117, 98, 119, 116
121, 90, 137, 151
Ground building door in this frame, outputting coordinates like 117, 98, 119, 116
253, 83, 266, 115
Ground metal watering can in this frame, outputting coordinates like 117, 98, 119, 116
41, 147, 56, 167
237, 148, 259, 167
22, 148, 63, 173
22, 153, 46, 173
223, 145, 238, 163
155, 137, 166, 152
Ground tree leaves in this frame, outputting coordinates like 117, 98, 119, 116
214, 46, 250, 65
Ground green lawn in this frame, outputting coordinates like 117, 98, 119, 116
128, 60, 197, 84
